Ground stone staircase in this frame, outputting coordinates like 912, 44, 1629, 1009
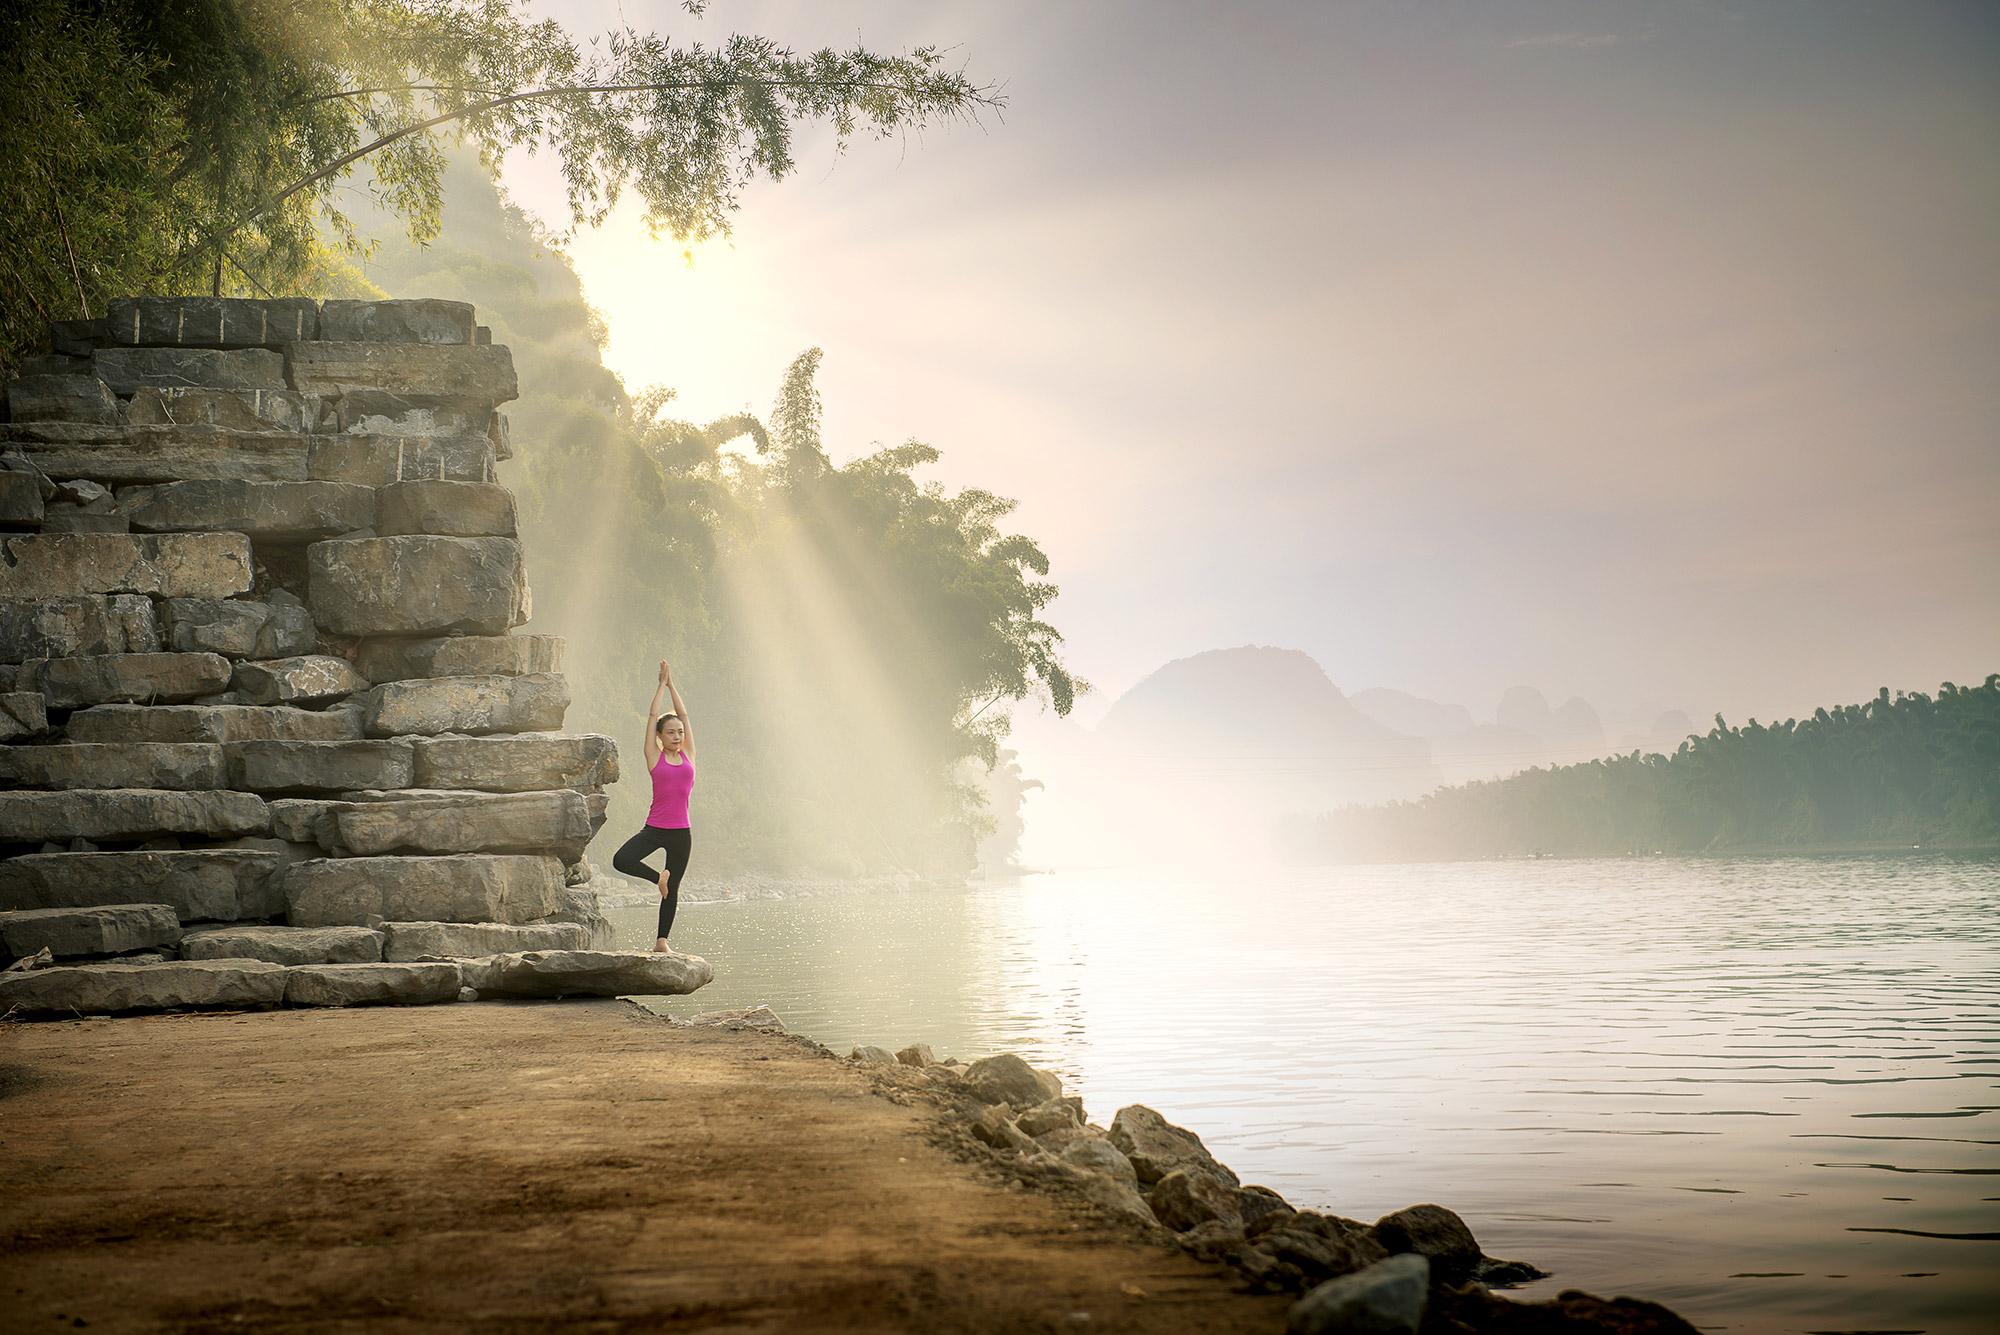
0, 297, 710, 1015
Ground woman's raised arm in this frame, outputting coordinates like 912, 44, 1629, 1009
643, 662, 668, 766
663, 661, 694, 759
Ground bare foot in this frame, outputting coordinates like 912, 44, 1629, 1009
652, 937, 672, 954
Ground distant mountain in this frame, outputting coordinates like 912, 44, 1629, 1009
1349, 688, 1476, 739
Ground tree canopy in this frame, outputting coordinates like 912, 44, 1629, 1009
0, 0, 997, 369
1281, 677, 2000, 861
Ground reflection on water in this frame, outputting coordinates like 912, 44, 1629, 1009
609, 854, 2000, 1335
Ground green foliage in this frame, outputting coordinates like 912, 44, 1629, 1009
1282, 677, 2000, 861
0, 0, 997, 371
364, 162, 1075, 876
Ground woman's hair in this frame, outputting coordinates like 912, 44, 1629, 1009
654, 713, 683, 736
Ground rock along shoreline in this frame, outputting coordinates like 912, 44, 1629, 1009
680, 1003, 1702, 1335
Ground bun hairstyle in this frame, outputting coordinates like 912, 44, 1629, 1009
654, 713, 683, 736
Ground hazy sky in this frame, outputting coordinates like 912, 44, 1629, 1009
503, 1, 1999, 728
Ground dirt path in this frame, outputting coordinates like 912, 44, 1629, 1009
0, 1002, 1290, 1333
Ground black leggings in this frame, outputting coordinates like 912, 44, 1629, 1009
611, 825, 692, 940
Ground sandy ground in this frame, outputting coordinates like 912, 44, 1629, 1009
0, 1001, 1290, 1333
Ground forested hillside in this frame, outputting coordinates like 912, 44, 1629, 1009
1281, 678, 2000, 861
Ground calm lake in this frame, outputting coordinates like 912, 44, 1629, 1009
604, 855, 2000, 1335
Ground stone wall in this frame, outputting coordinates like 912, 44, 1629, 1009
0, 297, 709, 1012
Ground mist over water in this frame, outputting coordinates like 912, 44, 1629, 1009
615, 854, 2000, 1335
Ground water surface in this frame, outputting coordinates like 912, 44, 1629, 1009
607, 855, 2000, 1334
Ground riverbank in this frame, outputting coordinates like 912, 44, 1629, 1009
2, 1001, 1704, 1333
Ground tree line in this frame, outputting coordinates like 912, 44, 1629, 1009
1280, 677, 2000, 861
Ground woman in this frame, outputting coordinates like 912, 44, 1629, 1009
611, 659, 695, 952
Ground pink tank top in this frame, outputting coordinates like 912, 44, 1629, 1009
646, 750, 695, 829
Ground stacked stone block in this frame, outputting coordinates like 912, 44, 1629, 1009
0, 298, 709, 1014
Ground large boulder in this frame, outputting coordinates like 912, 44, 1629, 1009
287, 342, 516, 401
355, 634, 562, 682
1060, 1136, 1140, 1189
283, 961, 461, 1008
1108, 1105, 1241, 1187
125, 385, 313, 432
104, 296, 318, 348
27, 651, 232, 708
410, 733, 617, 792
0, 903, 181, 960
226, 739, 414, 794
121, 480, 374, 538
181, 924, 383, 965
0, 789, 268, 843
316, 298, 473, 344
0, 849, 282, 921
0, 958, 286, 1016
362, 673, 567, 737
329, 789, 593, 859
160, 598, 315, 659
1286, 1254, 1429, 1335
1250, 1211, 1391, 1289
280, 854, 567, 927
93, 346, 285, 394
1147, 1168, 1244, 1232
307, 536, 526, 637
304, 432, 494, 487
0, 596, 129, 662
459, 948, 713, 999
65, 702, 364, 743
0, 532, 250, 598
0, 692, 47, 741
374, 480, 516, 537
1370, 1204, 1483, 1283
962, 1053, 1060, 1108
0, 742, 225, 791
6, 373, 118, 424
381, 920, 588, 960
0, 421, 312, 485
231, 655, 368, 705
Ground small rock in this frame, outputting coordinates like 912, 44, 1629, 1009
1372, 1203, 1482, 1282
1017, 1096, 1086, 1138
895, 1042, 936, 1067
1147, 1168, 1243, 1232
1059, 1136, 1139, 1188
963, 1052, 1053, 1108
1108, 1104, 1240, 1188
970, 1105, 1035, 1153
850, 1045, 897, 1065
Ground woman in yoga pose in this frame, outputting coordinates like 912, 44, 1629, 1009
612, 659, 695, 951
